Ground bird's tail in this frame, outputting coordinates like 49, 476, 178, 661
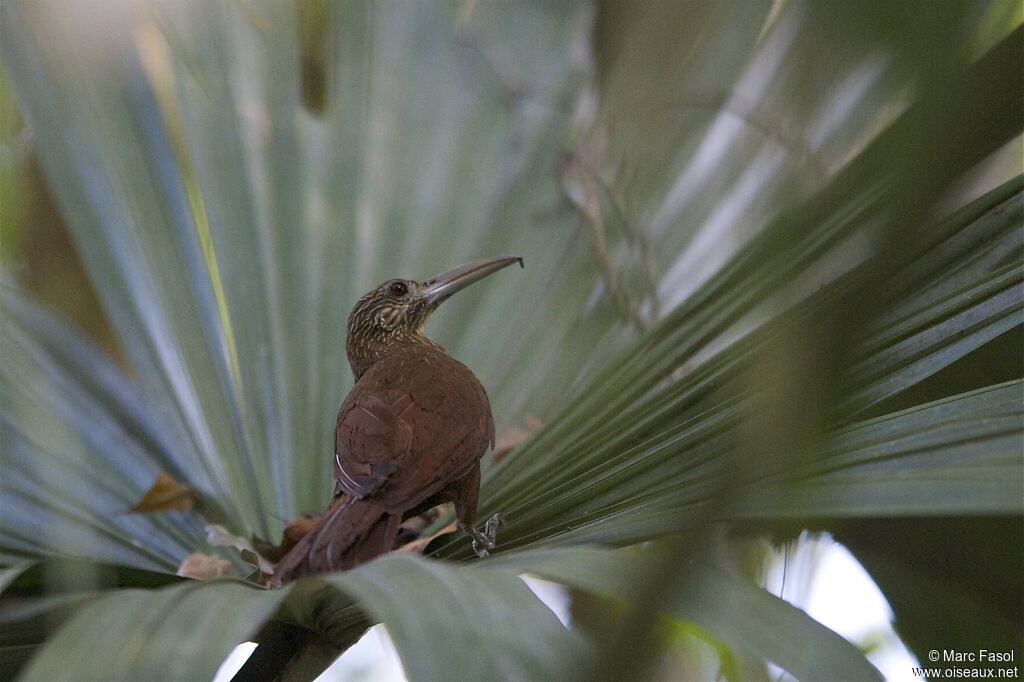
271, 496, 401, 586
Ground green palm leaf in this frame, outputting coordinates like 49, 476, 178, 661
11, 549, 878, 682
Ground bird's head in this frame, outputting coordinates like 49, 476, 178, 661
346, 255, 523, 379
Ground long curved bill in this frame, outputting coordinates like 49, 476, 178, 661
418, 255, 524, 307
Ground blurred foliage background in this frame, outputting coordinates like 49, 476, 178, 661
0, 0, 1021, 680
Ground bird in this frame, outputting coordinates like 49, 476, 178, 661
270, 255, 523, 585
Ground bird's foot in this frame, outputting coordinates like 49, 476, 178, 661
470, 513, 503, 558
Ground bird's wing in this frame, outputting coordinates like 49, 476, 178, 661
333, 389, 410, 498
333, 350, 494, 510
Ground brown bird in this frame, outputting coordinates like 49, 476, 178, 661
271, 255, 522, 584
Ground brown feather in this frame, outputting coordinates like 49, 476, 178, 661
272, 347, 493, 584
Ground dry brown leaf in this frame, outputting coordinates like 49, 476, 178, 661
493, 413, 543, 462
129, 470, 195, 513
389, 503, 458, 554
393, 520, 459, 556
256, 517, 321, 563
177, 552, 234, 580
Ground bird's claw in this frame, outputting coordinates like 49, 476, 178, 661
470, 513, 503, 558
471, 537, 491, 558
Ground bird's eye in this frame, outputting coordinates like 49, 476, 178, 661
388, 281, 409, 297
